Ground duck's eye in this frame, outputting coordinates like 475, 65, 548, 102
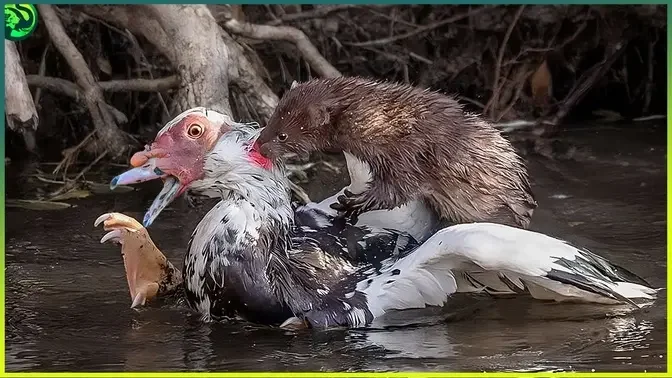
187, 124, 204, 138
278, 133, 288, 142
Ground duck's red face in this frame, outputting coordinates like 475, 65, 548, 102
111, 109, 233, 226
126, 113, 225, 189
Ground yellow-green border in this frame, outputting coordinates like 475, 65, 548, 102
1, 1, 669, 377
1, 374, 671, 378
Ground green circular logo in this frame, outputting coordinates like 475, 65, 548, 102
5, 4, 38, 41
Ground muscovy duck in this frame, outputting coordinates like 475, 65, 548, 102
96, 108, 658, 329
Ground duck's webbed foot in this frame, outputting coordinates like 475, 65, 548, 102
94, 212, 182, 309
279, 316, 310, 331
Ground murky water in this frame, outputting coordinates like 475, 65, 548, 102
5, 124, 667, 372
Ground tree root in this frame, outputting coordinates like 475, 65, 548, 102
345, 6, 492, 48
484, 5, 525, 118
266, 5, 391, 26
223, 18, 341, 78
26, 75, 128, 125
38, 4, 130, 157
5, 41, 39, 153
144, 5, 233, 118
641, 30, 658, 114
546, 41, 630, 130
52, 130, 96, 177
7, 5, 665, 169
79, 4, 280, 123
26, 75, 179, 96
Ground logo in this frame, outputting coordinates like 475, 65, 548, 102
5, 4, 38, 41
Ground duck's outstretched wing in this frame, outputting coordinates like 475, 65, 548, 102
354, 222, 659, 322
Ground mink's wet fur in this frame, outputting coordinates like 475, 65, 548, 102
256, 76, 538, 229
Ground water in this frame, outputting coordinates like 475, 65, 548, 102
5, 124, 667, 372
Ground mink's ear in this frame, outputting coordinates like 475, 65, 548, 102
308, 104, 330, 127
290, 80, 300, 90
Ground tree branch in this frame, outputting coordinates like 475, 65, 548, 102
223, 18, 341, 78
37, 4, 129, 155
26, 75, 130, 125
484, 5, 525, 118
547, 42, 629, 128
79, 5, 280, 123
26, 75, 81, 98
26, 75, 179, 94
266, 5, 390, 26
345, 6, 492, 48
100, 76, 180, 93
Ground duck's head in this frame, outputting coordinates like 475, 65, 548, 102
111, 107, 275, 227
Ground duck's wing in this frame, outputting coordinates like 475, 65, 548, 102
292, 203, 419, 267
334, 223, 659, 326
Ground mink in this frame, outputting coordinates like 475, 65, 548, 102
255, 76, 538, 229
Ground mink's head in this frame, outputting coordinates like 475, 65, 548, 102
255, 80, 335, 160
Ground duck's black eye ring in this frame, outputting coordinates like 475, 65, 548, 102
278, 133, 288, 142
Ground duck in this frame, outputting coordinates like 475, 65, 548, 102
95, 107, 658, 329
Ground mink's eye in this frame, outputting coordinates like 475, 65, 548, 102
278, 133, 288, 142
187, 123, 204, 138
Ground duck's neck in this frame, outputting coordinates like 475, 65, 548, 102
183, 161, 295, 317
188, 159, 294, 262
191, 126, 294, 237
181, 127, 298, 315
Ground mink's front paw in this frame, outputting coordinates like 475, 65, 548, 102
329, 189, 367, 223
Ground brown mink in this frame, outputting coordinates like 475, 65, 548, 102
255, 76, 537, 229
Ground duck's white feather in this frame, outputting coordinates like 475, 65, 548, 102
357, 222, 658, 319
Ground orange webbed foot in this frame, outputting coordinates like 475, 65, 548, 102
279, 316, 310, 331
94, 212, 182, 309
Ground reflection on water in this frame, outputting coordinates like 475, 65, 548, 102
5, 124, 667, 372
